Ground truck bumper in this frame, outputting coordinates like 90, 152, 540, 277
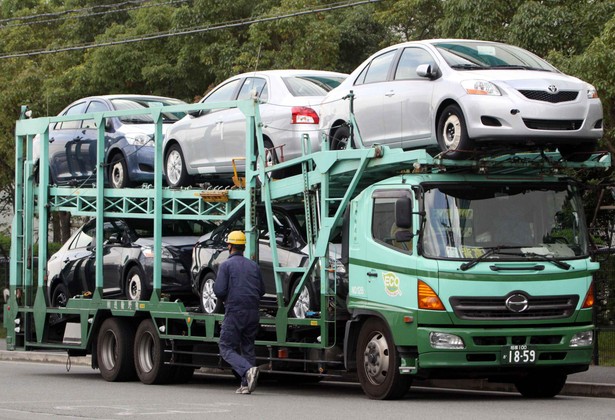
410, 324, 593, 378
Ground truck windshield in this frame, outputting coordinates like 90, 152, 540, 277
421, 182, 588, 260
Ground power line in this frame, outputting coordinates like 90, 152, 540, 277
0, 0, 155, 24
0, 0, 381, 60
0, 0, 189, 29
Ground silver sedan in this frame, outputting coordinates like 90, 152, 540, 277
319, 39, 603, 161
163, 69, 347, 187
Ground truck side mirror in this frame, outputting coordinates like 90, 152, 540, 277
395, 197, 412, 229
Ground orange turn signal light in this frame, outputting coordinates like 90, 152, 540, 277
418, 280, 445, 310
582, 282, 595, 309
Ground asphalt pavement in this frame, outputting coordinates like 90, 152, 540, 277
1, 338, 614, 398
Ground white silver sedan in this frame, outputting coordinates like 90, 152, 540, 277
319, 39, 603, 161
163, 69, 347, 187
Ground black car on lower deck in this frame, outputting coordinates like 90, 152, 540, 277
46, 218, 215, 306
191, 204, 347, 317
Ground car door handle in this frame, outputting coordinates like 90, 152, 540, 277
63, 257, 70, 263
367, 271, 378, 277
49, 137, 55, 143
385, 91, 395, 97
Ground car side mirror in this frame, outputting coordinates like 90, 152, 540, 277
416, 64, 439, 80
188, 110, 204, 118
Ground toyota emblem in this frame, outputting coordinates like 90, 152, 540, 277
547, 85, 558, 94
505, 293, 529, 313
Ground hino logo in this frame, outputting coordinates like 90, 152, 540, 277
505, 293, 529, 313
547, 85, 559, 94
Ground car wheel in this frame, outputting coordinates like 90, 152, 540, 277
356, 318, 411, 400
558, 142, 596, 162
436, 104, 474, 159
256, 139, 281, 181
134, 318, 174, 384
109, 154, 130, 188
514, 371, 567, 398
125, 266, 151, 301
51, 283, 70, 307
97, 317, 137, 382
291, 280, 316, 319
165, 144, 193, 188
200, 272, 223, 314
331, 125, 353, 150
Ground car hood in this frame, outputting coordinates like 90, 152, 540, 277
118, 122, 172, 137
451, 69, 589, 90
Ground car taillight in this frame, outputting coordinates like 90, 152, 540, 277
291, 106, 319, 124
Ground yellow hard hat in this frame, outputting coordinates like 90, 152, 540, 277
227, 230, 246, 245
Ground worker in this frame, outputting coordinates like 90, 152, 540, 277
214, 230, 266, 394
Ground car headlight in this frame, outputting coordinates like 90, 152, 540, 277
126, 133, 154, 146
142, 246, 173, 259
461, 80, 502, 96
587, 85, 599, 99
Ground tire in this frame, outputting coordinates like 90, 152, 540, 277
356, 318, 410, 400
165, 144, 193, 188
331, 125, 353, 150
109, 154, 130, 189
290, 280, 316, 319
51, 283, 70, 307
514, 372, 567, 398
436, 104, 474, 159
97, 317, 137, 382
134, 319, 174, 384
558, 142, 596, 162
199, 272, 224, 314
257, 139, 281, 182
125, 266, 151, 301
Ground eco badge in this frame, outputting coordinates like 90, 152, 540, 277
383, 272, 401, 297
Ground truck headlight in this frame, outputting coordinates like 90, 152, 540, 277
430, 332, 465, 349
570, 330, 593, 347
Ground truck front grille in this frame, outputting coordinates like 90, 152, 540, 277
450, 294, 579, 320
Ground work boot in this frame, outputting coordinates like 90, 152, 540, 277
235, 385, 250, 394
246, 366, 260, 393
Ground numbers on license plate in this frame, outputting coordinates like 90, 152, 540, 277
502, 345, 536, 364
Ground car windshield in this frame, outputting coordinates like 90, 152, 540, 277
283, 75, 346, 96
421, 182, 588, 260
434, 41, 558, 72
127, 219, 212, 238
110, 98, 186, 124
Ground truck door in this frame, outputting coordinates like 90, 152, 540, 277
349, 189, 417, 308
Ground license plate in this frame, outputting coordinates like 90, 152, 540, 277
501, 345, 537, 365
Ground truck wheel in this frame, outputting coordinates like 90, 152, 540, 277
109, 154, 130, 189
514, 372, 567, 398
356, 318, 410, 400
134, 319, 174, 384
200, 272, 223, 314
165, 144, 193, 188
332, 125, 353, 150
97, 317, 136, 382
125, 266, 150, 301
436, 104, 474, 159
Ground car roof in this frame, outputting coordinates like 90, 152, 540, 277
230, 69, 348, 79
78, 94, 183, 102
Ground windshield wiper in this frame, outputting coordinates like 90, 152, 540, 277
459, 245, 516, 271
490, 65, 551, 72
450, 64, 486, 70
521, 252, 571, 270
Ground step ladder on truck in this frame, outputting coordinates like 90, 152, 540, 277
3, 97, 612, 399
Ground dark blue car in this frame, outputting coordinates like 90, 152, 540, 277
34, 94, 186, 188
